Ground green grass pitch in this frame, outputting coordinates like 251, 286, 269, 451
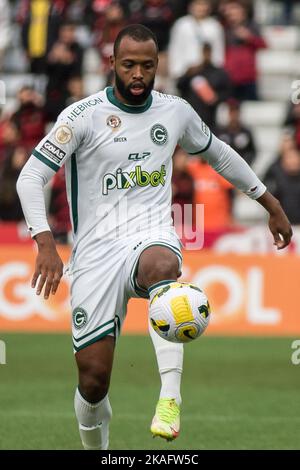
0, 333, 299, 450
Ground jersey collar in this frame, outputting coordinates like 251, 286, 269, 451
106, 86, 153, 114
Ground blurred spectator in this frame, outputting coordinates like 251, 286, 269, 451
91, 0, 118, 36
172, 147, 194, 208
0, 0, 11, 71
172, 147, 194, 235
169, 0, 225, 79
217, 98, 256, 166
271, 0, 297, 25
177, 42, 231, 131
92, 0, 114, 16
270, 132, 297, 164
277, 132, 297, 157
20, 0, 65, 74
187, 156, 233, 230
264, 147, 300, 225
129, 0, 174, 80
0, 146, 28, 221
0, 112, 19, 169
284, 102, 300, 149
129, 0, 174, 53
65, 0, 94, 26
222, 0, 267, 101
168, 0, 190, 18
95, 1, 127, 83
218, 0, 254, 21
11, 86, 46, 153
118, 0, 143, 17
45, 21, 83, 120
48, 167, 71, 244
65, 76, 85, 107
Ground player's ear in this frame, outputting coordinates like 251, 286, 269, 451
155, 55, 159, 73
109, 55, 115, 71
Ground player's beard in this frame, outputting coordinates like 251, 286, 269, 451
115, 71, 155, 105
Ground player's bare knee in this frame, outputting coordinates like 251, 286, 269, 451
75, 335, 114, 402
137, 246, 180, 288
143, 258, 178, 288
79, 366, 111, 403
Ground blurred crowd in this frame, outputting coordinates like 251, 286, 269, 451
0, 0, 300, 243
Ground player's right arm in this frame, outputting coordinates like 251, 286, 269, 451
31, 230, 63, 300
16, 107, 85, 299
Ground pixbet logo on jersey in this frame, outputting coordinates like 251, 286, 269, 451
102, 165, 166, 195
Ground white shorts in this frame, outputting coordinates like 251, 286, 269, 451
70, 228, 182, 352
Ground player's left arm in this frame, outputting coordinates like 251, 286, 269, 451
201, 134, 292, 250
201, 135, 293, 250
178, 103, 292, 249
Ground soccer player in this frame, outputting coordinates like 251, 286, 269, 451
17, 24, 292, 450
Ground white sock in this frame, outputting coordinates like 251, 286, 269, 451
74, 388, 112, 450
148, 282, 184, 406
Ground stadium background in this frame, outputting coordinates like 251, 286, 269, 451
0, 0, 300, 450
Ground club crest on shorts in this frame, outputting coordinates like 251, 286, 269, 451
73, 307, 88, 329
150, 124, 168, 145
54, 125, 72, 144
107, 115, 121, 130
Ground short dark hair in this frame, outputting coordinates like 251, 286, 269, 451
113, 24, 158, 57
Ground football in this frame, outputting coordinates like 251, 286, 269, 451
149, 282, 211, 343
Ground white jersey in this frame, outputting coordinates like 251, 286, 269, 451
33, 88, 211, 249
18, 87, 266, 261
16, 87, 267, 348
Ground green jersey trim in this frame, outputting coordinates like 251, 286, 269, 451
106, 87, 153, 114
32, 149, 60, 172
73, 327, 115, 352
188, 131, 213, 155
71, 153, 78, 234
73, 319, 115, 343
148, 279, 176, 295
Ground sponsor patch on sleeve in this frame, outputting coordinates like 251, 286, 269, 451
40, 140, 66, 164
54, 125, 73, 144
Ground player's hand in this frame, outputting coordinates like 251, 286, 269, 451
268, 209, 293, 250
256, 190, 293, 250
32, 232, 64, 299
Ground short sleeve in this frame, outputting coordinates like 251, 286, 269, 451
178, 102, 212, 155
32, 105, 86, 172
